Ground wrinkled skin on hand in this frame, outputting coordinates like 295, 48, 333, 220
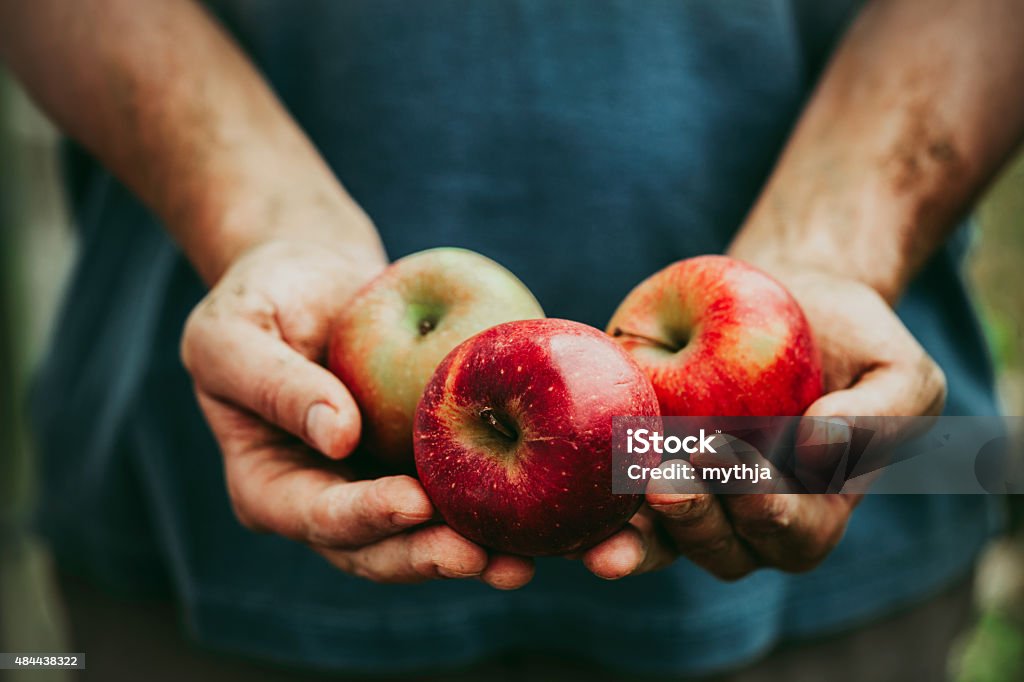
582, 269, 946, 581
181, 240, 535, 588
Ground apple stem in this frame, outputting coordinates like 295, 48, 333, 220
479, 407, 517, 441
418, 318, 436, 336
611, 327, 679, 352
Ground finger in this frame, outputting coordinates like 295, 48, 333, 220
582, 526, 646, 579
582, 508, 678, 580
628, 506, 678, 574
480, 554, 536, 590
722, 493, 858, 572
183, 315, 360, 459
319, 524, 488, 584
806, 354, 946, 423
200, 393, 433, 546
646, 490, 759, 581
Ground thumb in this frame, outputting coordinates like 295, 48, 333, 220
182, 316, 361, 459
795, 359, 946, 490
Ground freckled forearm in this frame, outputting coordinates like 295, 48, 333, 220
730, 0, 1024, 304
0, 0, 384, 285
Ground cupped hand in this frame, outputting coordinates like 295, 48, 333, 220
180, 239, 535, 588
582, 268, 947, 581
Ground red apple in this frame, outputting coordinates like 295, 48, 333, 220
414, 319, 660, 556
607, 255, 822, 417
329, 248, 543, 466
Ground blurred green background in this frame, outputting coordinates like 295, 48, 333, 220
1, 68, 1022, 681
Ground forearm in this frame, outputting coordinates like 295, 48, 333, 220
0, 0, 384, 284
731, 0, 1024, 303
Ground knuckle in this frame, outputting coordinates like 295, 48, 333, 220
224, 472, 275, 536
342, 551, 385, 583
179, 306, 207, 372
350, 561, 386, 583
409, 527, 447, 577
347, 480, 396, 534
227, 489, 266, 534
252, 373, 285, 425
238, 289, 279, 331
324, 551, 360, 578
683, 536, 756, 582
365, 477, 401, 517
687, 535, 737, 561
734, 500, 793, 540
232, 509, 263, 533
308, 486, 345, 545
927, 361, 948, 405
309, 496, 334, 539
409, 550, 438, 580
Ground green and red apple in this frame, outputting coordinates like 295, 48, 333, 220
329, 248, 543, 466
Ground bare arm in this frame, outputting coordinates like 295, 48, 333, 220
731, 0, 1024, 302
0, 0, 383, 283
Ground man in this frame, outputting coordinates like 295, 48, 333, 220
1, 0, 1022, 679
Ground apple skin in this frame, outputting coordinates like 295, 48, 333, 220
607, 255, 822, 417
329, 248, 543, 467
414, 319, 661, 556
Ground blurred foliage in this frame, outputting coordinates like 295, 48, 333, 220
954, 612, 1024, 682
959, 151, 1024, 681
0, 69, 73, 682
970, 152, 1024, 410
1, 65, 22, 521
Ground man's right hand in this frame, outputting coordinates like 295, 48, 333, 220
181, 239, 536, 588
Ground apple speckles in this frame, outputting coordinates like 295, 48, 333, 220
413, 318, 652, 555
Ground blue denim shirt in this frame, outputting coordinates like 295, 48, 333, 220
33, 1, 999, 675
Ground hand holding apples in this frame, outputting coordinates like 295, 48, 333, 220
581, 258, 946, 581
182, 241, 535, 588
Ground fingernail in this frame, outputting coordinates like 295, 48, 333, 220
647, 474, 703, 496
827, 417, 853, 445
390, 511, 431, 527
598, 557, 640, 581
649, 493, 702, 506
437, 565, 482, 579
306, 403, 338, 455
